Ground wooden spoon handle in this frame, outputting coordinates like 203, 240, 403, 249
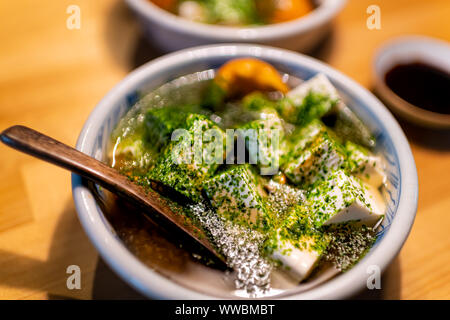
0, 125, 222, 260
1, 125, 143, 197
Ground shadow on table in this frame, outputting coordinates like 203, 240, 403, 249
90, 259, 146, 300
103, 0, 164, 71
47, 260, 146, 300
130, 35, 165, 69
45, 200, 144, 300
306, 29, 336, 63
351, 256, 402, 300
0, 200, 97, 300
397, 119, 450, 151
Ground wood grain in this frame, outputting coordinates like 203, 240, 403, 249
0, 0, 449, 299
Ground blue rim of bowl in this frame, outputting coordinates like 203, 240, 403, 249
72, 44, 418, 299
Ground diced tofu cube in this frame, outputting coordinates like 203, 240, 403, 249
272, 239, 322, 282
286, 73, 375, 148
281, 119, 328, 164
144, 107, 189, 151
204, 165, 268, 229
265, 179, 306, 204
307, 170, 385, 227
345, 141, 386, 187
278, 74, 339, 125
149, 114, 225, 201
268, 206, 329, 282
237, 113, 285, 175
287, 73, 340, 105
265, 179, 306, 222
283, 131, 346, 186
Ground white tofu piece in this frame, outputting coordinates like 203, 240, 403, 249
355, 156, 386, 188
265, 179, 306, 202
269, 206, 329, 282
287, 73, 340, 106
308, 170, 385, 227
204, 165, 268, 228
281, 119, 328, 160
287, 73, 376, 150
265, 179, 306, 216
346, 141, 386, 188
283, 131, 346, 186
271, 236, 322, 282
278, 74, 339, 125
237, 114, 284, 175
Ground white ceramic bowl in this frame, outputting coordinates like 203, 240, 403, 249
373, 35, 450, 129
72, 44, 418, 299
125, 0, 346, 52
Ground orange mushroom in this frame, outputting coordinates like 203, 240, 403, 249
270, 0, 313, 24
151, 0, 176, 12
215, 58, 289, 97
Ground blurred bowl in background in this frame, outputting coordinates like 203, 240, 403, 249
373, 36, 450, 129
125, 0, 346, 52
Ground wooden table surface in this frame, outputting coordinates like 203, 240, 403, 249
0, 0, 449, 300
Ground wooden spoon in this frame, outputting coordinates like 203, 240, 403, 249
0, 125, 224, 262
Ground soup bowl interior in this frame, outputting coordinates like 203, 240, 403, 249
72, 44, 418, 299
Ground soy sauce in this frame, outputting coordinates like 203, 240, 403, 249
385, 62, 450, 114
